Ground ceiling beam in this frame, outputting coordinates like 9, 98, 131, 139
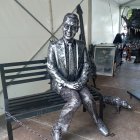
120, 0, 137, 7
112, 0, 120, 5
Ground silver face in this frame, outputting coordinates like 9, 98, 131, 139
63, 17, 78, 41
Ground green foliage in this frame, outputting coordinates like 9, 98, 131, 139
127, 9, 132, 19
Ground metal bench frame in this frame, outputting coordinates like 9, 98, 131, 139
0, 58, 104, 140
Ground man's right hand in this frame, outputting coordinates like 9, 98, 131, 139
64, 82, 83, 90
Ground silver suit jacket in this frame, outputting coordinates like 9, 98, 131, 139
47, 38, 90, 93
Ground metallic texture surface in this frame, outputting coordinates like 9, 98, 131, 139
47, 13, 109, 140
103, 96, 132, 112
47, 38, 89, 93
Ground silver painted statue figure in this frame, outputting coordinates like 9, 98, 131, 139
47, 13, 109, 140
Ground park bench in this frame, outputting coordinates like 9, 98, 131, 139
0, 58, 104, 140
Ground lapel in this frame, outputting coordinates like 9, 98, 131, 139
55, 39, 84, 72
55, 38, 66, 67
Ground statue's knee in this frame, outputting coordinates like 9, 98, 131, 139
71, 98, 81, 108
84, 95, 93, 103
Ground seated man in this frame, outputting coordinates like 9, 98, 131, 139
47, 13, 109, 140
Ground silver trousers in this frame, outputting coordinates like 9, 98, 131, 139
53, 87, 99, 132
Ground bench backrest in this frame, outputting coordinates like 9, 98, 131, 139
0, 59, 50, 105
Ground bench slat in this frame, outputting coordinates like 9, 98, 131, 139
12, 103, 64, 121
9, 100, 65, 112
1, 59, 47, 67
9, 95, 63, 107
9, 91, 53, 102
9, 92, 56, 103
10, 101, 65, 115
5, 71, 47, 80
4, 65, 47, 73
6, 76, 47, 85
8, 90, 100, 106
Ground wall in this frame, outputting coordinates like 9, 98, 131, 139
0, 0, 89, 115
92, 0, 120, 44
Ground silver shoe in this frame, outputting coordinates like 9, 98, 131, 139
96, 118, 109, 136
51, 128, 62, 140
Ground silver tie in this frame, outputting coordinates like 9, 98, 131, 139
68, 43, 75, 79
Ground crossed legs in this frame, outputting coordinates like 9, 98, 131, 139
52, 87, 109, 140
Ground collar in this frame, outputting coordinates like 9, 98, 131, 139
63, 37, 74, 46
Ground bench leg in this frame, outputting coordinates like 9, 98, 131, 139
92, 78, 97, 88
83, 96, 104, 120
83, 106, 86, 112
99, 96, 104, 120
6, 120, 13, 140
